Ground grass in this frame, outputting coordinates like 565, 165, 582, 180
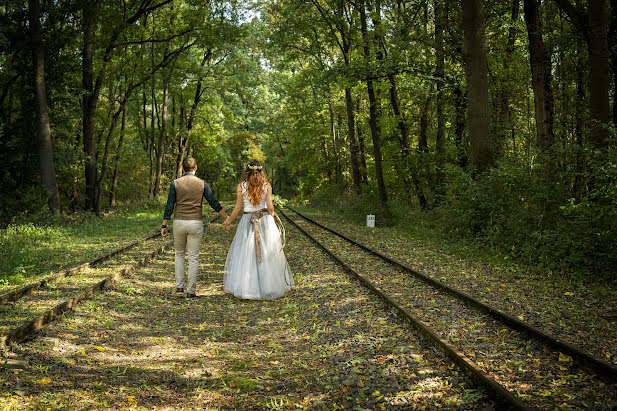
0, 199, 166, 289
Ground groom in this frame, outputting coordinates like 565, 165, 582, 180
161, 157, 229, 298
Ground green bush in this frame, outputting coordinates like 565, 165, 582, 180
434, 150, 617, 277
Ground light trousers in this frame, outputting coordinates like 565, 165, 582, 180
173, 219, 203, 294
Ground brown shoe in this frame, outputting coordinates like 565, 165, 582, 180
186, 293, 197, 298
175, 288, 184, 297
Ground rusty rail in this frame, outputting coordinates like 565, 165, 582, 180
279, 208, 527, 410
284, 205, 617, 383
0, 231, 162, 306
0, 241, 172, 349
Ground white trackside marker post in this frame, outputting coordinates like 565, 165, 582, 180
366, 214, 375, 228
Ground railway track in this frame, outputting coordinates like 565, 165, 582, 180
0, 213, 222, 350
280, 206, 617, 409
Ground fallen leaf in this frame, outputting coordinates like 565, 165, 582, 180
36, 378, 52, 384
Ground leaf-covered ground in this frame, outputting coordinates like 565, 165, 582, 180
1, 220, 495, 409
290, 206, 617, 367
283, 210, 617, 408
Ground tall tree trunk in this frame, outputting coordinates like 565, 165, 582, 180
95, 101, 123, 215
434, 0, 446, 199
359, 0, 388, 205
572, 40, 586, 202
344, 85, 362, 193
355, 98, 368, 183
153, 77, 169, 197
176, 50, 211, 177
524, 0, 555, 156
498, 0, 519, 153
82, 1, 99, 211
110, 94, 127, 207
588, 0, 610, 148
328, 100, 341, 183
28, 0, 59, 213
462, 0, 494, 173
610, 0, 617, 126
554, 0, 611, 148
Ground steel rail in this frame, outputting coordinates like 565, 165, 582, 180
279, 208, 528, 410
0, 241, 172, 350
0, 211, 223, 349
0, 231, 162, 306
284, 205, 617, 383
0, 212, 222, 307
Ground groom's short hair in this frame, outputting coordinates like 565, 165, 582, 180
182, 157, 196, 172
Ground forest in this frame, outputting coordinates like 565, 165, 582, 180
1, 0, 616, 275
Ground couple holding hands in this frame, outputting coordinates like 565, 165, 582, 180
161, 157, 293, 300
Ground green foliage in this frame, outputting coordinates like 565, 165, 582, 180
431, 150, 617, 276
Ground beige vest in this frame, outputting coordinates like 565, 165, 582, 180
173, 175, 204, 220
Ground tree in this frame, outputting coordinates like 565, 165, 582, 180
358, 0, 387, 205
462, 0, 494, 173
28, 0, 60, 213
553, 0, 611, 149
523, 0, 555, 157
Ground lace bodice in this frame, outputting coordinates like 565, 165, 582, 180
241, 181, 268, 212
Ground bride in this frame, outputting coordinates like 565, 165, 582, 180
222, 160, 293, 300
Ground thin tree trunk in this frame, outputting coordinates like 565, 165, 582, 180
434, 0, 446, 198
149, 19, 156, 195
153, 77, 169, 197
572, 40, 586, 202
344, 86, 362, 193
82, 1, 99, 211
28, 0, 59, 213
610, 0, 617, 126
498, 0, 519, 153
95, 101, 123, 215
355, 98, 368, 183
359, 0, 387, 204
329, 101, 341, 183
462, 0, 494, 173
110, 94, 127, 207
524, 0, 555, 156
177, 50, 211, 177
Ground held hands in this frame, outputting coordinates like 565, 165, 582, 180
161, 227, 169, 237
223, 218, 231, 231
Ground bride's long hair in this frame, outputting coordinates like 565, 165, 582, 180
241, 160, 268, 205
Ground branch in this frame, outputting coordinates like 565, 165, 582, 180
125, 0, 174, 24
552, 0, 590, 43
113, 29, 194, 46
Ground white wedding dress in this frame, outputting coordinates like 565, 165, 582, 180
223, 182, 293, 300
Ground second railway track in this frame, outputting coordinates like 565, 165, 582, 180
281, 207, 617, 409
0, 213, 222, 349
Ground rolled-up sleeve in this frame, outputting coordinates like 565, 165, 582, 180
203, 181, 222, 212
163, 182, 176, 219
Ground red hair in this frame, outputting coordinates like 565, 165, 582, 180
241, 160, 268, 205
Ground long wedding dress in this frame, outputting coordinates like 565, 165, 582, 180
223, 182, 293, 300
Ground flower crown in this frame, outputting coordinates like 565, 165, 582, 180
248, 164, 262, 170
